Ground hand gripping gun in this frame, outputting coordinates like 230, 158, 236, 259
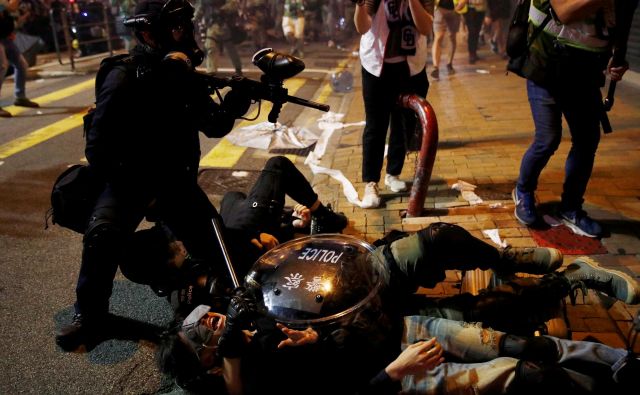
194, 48, 330, 123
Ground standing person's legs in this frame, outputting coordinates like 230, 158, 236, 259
0, 40, 10, 117
431, 8, 447, 78
444, 11, 460, 70
555, 85, 603, 236
464, 9, 484, 63
294, 16, 305, 56
223, 40, 243, 75
361, 67, 393, 184
387, 67, 429, 180
2, 38, 28, 99
0, 40, 9, 96
204, 26, 218, 73
56, 184, 149, 351
514, 80, 563, 225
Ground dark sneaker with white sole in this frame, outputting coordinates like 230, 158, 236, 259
559, 209, 603, 238
512, 187, 537, 225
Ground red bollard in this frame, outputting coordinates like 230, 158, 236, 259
397, 94, 439, 217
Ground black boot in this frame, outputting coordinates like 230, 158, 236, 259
56, 313, 108, 352
310, 204, 348, 234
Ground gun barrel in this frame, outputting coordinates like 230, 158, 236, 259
286, 95, 330, 112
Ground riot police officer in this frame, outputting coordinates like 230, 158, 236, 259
55, 0, 251, 352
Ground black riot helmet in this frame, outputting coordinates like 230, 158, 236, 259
124, 0, 204, 66
244, 234, 384, 329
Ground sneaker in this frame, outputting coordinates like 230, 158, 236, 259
446, 63, 455, 74
430, 68, 439, 80
13, 97, 39, 108
490, 39, 498, 54
310, 204, 348, 234
559, 209, 603, 238
384, 174, 407, 192
361, 182, 381, 209
499, 246, 563, 274
55, 313, 105, 351
562, 256, 640, 304
0, 107, 11, 118
512, 187, 538, 225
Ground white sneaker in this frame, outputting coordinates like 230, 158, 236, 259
384, 174, 407, 192
361, 182, 381, 209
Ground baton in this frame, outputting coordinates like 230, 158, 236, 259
211, 217, 240, 289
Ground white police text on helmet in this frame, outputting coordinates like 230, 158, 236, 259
298, 248, 344, 263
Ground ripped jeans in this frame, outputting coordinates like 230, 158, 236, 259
400, 316, 629, 395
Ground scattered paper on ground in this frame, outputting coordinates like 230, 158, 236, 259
231, 171, 249, 177
452, 180, 484, 205
482, 229, 509, 248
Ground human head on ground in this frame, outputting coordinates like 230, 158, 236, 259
156, 305, 228, 390
124, 0, 203, 66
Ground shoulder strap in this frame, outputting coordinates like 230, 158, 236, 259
527, 3, 552, 48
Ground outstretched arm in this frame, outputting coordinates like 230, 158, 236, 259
385, 338, 444, 380
276, 323, 320, 349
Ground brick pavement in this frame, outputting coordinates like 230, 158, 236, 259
313, 38, 640, 352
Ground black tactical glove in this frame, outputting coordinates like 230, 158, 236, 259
162, 51, 195, 73
221, 89, 252, 119
217, 287, 256, 358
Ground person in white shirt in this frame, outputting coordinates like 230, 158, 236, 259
353, 0, 433, 209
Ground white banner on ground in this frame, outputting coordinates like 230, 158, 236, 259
224, 122, 321, 150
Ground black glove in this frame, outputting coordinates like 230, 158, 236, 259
162, 51, 195, 73
217, 287, 256, 358
221, 89, 252, 119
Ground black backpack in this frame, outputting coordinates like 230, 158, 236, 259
48, 54, 136, 234
506, 0, 551, 77
48, 164, 104, 234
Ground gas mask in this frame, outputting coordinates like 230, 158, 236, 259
125, 0, 204, 67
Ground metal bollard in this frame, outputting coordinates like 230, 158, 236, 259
397, 94, 439, 218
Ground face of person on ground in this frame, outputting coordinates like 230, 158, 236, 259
180, 305, 226, 370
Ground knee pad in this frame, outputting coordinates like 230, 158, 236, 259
83, 222, 123, 251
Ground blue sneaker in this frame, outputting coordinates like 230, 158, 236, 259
559, 209, 602, 238
512, 187, 537, 225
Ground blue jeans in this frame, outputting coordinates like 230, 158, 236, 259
516, 79, 602, 211
0, 37, 28, 99
401, 316, 629, 394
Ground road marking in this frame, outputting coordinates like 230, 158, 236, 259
2, 78, 95, 116
200, 77, 306, 168
0, 112, 87, 159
